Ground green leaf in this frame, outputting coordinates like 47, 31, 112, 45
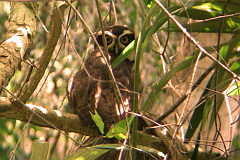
184, 76, 213, 142
63, 144, 119, 160
185, 36, 240, 142
185, 1, 240, 18
106, 116, 135, 139
227, 82, 240, 96
89, 111, 104, 135
143, 0, 154, 8
230, 59, 240, 74
168, 19, 240, 33
207, 38, 239, 134
64, 144, 165, 160
140, 48, 213, 112
168, 1, 240, 34
112, 40, 136, 69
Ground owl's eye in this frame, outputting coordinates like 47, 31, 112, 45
105, 36, 113, 44
120, 36, 129, 44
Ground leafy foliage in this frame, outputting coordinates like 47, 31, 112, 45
106, 116, 135, 139
64, 144, 165, 160
90, 111, 105, 135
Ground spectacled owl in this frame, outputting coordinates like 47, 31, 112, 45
67, 25, 135, 134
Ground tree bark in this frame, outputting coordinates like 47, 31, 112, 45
17, 4, 67, 103
0, 96, 188, 159
0, 2, 37, 92
0, 97, 100, 136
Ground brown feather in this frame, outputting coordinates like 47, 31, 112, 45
67, 48, 134, 132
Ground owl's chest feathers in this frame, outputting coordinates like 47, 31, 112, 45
67, 25, 136, 128
86, 50, 134, 82
69, 50, 134, 124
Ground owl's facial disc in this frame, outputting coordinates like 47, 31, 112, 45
116, 30, 135, 60
96, 31, 116, 50
117, 30, 135, 50
95, 25, 135, 61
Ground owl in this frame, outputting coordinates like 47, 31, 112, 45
67, 25, 135, 134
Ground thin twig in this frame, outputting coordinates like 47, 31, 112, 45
200, 12, 240, 22
153, 0, 239, 81
155, 64, 216, 123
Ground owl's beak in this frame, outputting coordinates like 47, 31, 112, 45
115, 44, 120, 55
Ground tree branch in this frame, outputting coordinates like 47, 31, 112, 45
17, 4, 67, 103
0, 2, 37, 92
0, 96, 188, 158
0, 97, 100, 136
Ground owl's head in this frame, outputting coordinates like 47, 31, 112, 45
95, 25, 135, 58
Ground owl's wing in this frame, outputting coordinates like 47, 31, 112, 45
67, 49, 135, 132
67, 50, 116, 128
67, 70, 91, 114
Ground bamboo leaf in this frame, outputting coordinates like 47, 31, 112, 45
168, 19, 240, 33
64, 144, 166, 160
143, 0, 154, 8
168, 1, 240, 33
184, 75, 214, 141
112, 40, 136, 69
106, 116, 135, 139
227, 82, 240, 96
207, 37, 239, 133
185, 36, 240, 141
64, 144, 118, 160
141, 49, 213, 111
89, 111, 104, 135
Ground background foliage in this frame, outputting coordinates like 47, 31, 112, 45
0, 0, 239, 159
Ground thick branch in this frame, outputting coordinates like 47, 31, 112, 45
0, 2, 37, 91
0, 97, 164, 140
0, 97, 99, 136
0, 96, 188, 158
18, 4, 67, 103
